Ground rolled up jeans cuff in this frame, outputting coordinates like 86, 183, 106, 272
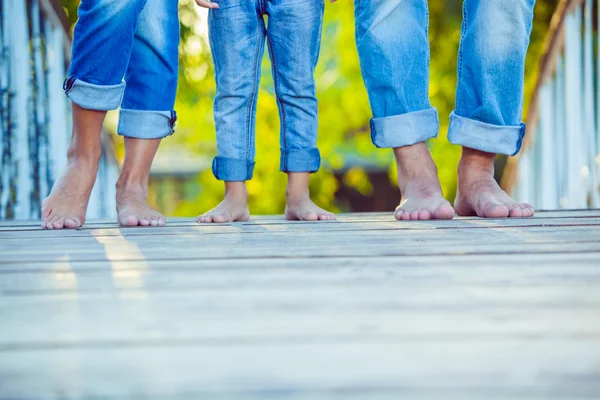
118, 109, 177, 139
280, 148, 321, 173
212, 157, 255, 181
447, 111, 526, 156
63, 77, 125, 110
370, 107, 439, 148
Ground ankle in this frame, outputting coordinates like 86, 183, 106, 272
286, 185, 309, 201
394, 144, 438, 179
224, 181, 248, 199
116, 177, 147, 198
458, 147, 496, 179
66, 146, 101, 166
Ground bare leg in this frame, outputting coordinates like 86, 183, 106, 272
41, 104, 104, 229
116, 138, 166, 227
197, 181, 250, 223
454, 147, 534, 218
393, 143, 455, 221
285, 172, 336, 221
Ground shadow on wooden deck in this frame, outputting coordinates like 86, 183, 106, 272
1, 210, 599, 399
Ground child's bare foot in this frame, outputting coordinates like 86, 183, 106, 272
197, 182, 250, 223
285, 172, 336, 221
285, 194, 336, 221
116, 183, 165, 227
455, 147, 535, 218
41, 156, 99, 230
393, 143, 455, 221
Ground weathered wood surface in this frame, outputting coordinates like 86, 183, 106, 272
1, 210, 600, 399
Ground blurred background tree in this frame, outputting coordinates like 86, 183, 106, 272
61, 0, 559, 216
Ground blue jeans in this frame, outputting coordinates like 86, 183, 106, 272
209, 0, 324, 181
354, 0, 535, 156
65, 0, 179, 139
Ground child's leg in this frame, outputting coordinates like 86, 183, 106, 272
42, 0, 145, 229
115, 0, 179, 227
265, 0, 335, 221
197, 2, 265, 224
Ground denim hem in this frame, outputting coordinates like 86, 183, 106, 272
118, 109, 177, 139
370, 107, 439, 148
212, 157, 255, 181
447, 111, 526, 156
64, 77, 125, 110
280, 148, 321, 173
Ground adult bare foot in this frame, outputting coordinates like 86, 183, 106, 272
393, 143, 455, 221
41, 156, 99, 229
197, 182, 250, 223
285, 172, 336, 221
454, 147, 535, 218
116, 138, 166, 227
41, 104, 106, 230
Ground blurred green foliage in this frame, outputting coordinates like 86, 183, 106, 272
61, 0, 558, 216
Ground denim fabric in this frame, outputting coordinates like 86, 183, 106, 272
209, 0, 324, 181
65, 0, 179, 139
354, 0, 535, 156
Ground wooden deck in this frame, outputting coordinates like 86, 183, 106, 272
1, 210, 600, 399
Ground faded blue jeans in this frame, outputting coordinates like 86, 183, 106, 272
209, 0, 324, 181
65, 0, 179, 139
355, 0, 535, 156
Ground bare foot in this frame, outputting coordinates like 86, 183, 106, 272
393, 143, 455, 221
116, 184, 166, 227
454, 147, 535, 218
41, 104, 106, 230
197, 182, 250, 223
285, 172, 336, 221
116, 137, 166, 227
41, 158, 98, 230
285, 194, 336, 221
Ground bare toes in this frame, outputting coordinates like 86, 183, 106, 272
198, 215, 211, 223
213, 214, 228, 223
520, 204, 534, 217
418, 210, 432, 220
509, 207, 524, 218
46, 215, 62, 230
120, 215, 139, 227
485, 204, 510, 218
434, 204, 455, 220
139, 218, 151, 226
394, 209, 403, 220
64, 217, 81, 229
409, 211, 420, 220
303, 212, 318, 221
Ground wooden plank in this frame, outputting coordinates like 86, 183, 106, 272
2, 253, 599, 283
2, 240, 600, 264
2, 282, 600, 345
1, 223, 597, 245
3, 217, 600, 238
1, 341, 599, 399
2, 298, 600, 346
1, 209, 600, 230
1, 221, 599, 262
